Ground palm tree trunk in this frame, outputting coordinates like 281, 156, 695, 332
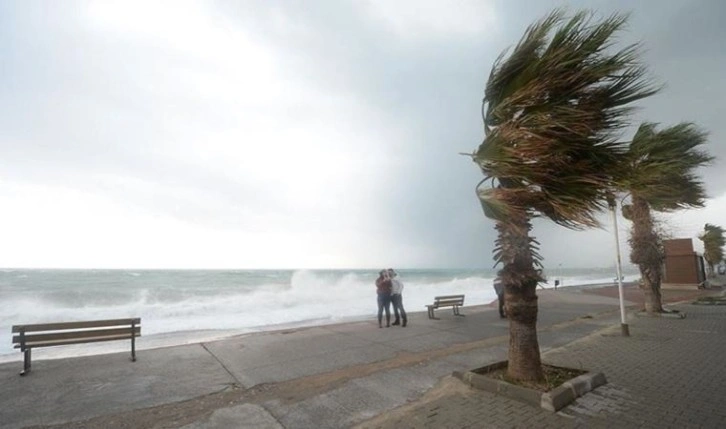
640, 266, 663, 313
629, 197, 664, 313
506, 284, 542, 381
496, 213, 543, 382
706, 262, 715, 278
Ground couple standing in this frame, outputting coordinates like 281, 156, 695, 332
375, 268, 407, 328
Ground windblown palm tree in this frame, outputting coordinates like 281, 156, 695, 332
472, 10, 657, 382
619, 123, 712, 313
699, 223, 725, 277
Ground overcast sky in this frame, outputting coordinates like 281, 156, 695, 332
0, 0, 724, 269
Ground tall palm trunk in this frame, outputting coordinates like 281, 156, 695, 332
496, 213, 543, 382
706, 262, 715, 278
629, 196, 664, 313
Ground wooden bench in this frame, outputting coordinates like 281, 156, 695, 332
426, 295, 465, 319
12, 318, 141, 376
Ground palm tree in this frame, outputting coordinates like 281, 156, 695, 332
619, 123, 712, 313
699, 223, 725, 277
472, 10, 657, 382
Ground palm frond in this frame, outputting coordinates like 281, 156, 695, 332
474, 9, 658, 229
621, 122, 713, 211
700, 223, 726, 267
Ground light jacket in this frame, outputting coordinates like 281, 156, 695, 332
391, 278, 404, 295
493, 280, 504, 295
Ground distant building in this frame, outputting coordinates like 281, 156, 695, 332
662, 238, 706, 289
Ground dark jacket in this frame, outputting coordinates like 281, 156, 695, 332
376, 277, 392, 295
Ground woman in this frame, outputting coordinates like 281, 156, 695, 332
375, 269, 392, 328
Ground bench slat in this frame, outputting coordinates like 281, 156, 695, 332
434, 295, 464, 300
435, 300, 463, 306
12, 318, 141, 333
14, 333, 138, 349
13, 327, 141, 344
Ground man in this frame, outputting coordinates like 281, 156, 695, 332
388, 268, 407, 327
493, 277, 506, 318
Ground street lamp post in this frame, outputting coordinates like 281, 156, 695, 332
609, 198, 630, 337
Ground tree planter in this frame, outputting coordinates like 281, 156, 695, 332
453, 361, 607, 412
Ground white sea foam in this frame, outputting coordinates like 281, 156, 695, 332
0, 268, 639, 360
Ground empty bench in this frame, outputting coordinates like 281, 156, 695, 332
426, 295, 465, 319
12, 318, 141, 376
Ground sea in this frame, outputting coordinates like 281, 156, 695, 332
0, 267, 639, 361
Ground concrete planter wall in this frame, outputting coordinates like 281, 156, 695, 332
453, 361, 607, 412
635, 309, 686, 318
692, 296, 726, 305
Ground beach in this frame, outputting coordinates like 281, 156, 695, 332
1, 280, 720, 428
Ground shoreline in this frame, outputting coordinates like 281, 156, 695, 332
0, 280, 637, 364
8, 278, 708, 365
0, 281, 644, 363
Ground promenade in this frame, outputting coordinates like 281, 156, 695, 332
365, 293, 726, 428
0, 284, 721, 429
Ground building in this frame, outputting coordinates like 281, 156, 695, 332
662, 238, 706, 289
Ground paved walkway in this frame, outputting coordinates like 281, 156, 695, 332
581, 282, 715, 310
0, 286, 721, 429
362, 298, 726, 428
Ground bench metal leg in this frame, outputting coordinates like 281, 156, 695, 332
428, 306, 440, 320
131, 322, 137, 362
453, 306, 465, 317
20, 349, 31, 376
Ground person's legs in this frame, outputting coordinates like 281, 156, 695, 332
391, 294, 401, 325
399, 295, 407, 327
377, 294, 385, 327
383, 294, 391, 327
498, 293, 506, 318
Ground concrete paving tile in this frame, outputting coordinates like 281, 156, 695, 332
442, 345, 508, 368
178, 403, 283, 429
0, 344, 233, 429
230, 342, 398, 387
204, 327, 378, 369
379, 330, 475, 353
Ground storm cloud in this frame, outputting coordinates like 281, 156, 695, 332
0, 0, 723, 269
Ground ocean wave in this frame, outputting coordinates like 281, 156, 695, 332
0, 268, 637, 356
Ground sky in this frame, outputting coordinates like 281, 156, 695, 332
0, 0, 724, 269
